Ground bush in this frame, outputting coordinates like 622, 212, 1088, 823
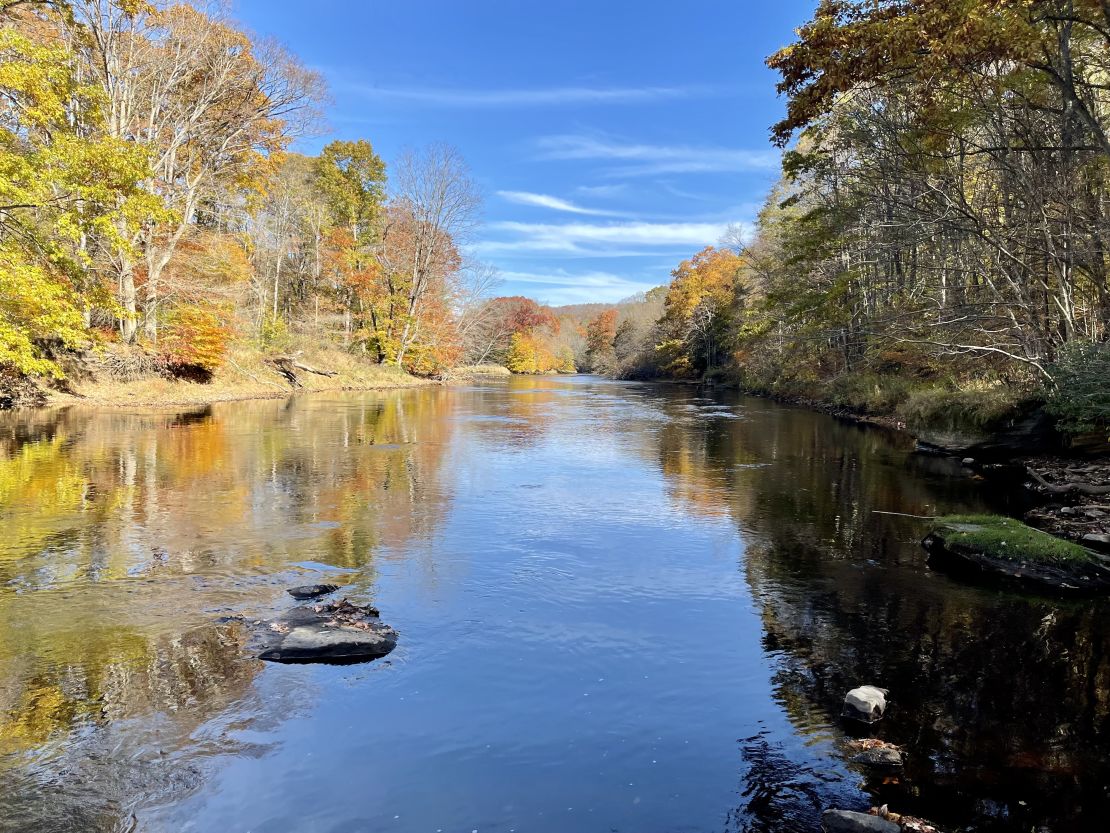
159, 305, 230, 378
897, 385, 1034, 432
258, 314, 293, 351
826, 372, 919, 414
1046, 342, 1110, 436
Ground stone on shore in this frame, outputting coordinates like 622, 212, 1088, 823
822, 809, 900, 833
843, 685, 888, 723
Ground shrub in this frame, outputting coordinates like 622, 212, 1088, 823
505, 332, 537, 373
159, 305, 230, 378
826, 372, 918, 414
897, 385, 1034, 432
258, 314, 293, 351
1046, 342, 1110, 436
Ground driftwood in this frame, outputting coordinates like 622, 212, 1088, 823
267, 355, 337, 388
1026, 466, 1110, 496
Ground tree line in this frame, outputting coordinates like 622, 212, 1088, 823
580, 0, 1110, 436
0, 0, 499, 390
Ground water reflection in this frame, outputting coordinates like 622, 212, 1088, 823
0, 391, 457, 831
0, 379, 1106, 833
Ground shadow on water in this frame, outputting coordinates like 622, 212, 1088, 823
0, 377, 1106, 832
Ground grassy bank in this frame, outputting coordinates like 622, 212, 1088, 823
42, 346, 430, 409
719, 369, 1045, 444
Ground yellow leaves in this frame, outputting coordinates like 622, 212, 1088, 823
505, 331, 567, 374
0, 244, 87, 376
662, 246, 746, 325
0, 27, 78, 130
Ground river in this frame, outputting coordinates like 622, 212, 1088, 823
1, 376, 1107, 832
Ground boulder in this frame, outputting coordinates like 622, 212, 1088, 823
822, 809, 900, 833
258, 598, 396, 664
843, 686, 888, 723
287, 583, 339, 600
922, 516, 1110, 594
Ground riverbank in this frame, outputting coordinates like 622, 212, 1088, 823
35, 347, 431, 410
649, 373, 1110, 552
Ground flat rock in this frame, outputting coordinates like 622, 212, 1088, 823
823, 809, 900, 833
257, 598, 396, 664
287, 583, 340, 600
923, 525, 1110, 594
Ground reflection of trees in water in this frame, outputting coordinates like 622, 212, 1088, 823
0, 622, 266, 833
646, 390, 1110, 831
0, 390, 457, 582
0, 390, 458, 832
728, 730, 860, 833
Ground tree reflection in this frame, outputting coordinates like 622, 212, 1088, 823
0, 389, 457, 831
649, 390, 1110, 832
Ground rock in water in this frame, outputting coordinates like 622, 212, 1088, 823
287, 583, 340, 600
822, 809, 900, 833
260, 623, 397, 664
843, 686, 888, 723
852, 745, 904, 770
258, 598, 396, 664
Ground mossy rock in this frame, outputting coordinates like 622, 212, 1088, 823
922, 515, 1110, 593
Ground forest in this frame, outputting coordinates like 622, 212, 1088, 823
2, 0, 1109, 442
0, 0, 596, 406
578, 0, 1110, 440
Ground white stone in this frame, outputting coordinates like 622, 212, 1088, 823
843, 685, 888, 722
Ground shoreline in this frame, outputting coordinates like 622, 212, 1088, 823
641, 376, 1110, 551
39, 377, 438, 411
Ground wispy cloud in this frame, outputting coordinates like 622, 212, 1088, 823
575, 183, 628, 198
348, 85, 704, 108
499, 269, 661, 305
496, 190, 622, 217
537, 134, 780, 175
473, 219, 736, 258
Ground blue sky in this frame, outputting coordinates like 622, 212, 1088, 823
231, 0, 816, 306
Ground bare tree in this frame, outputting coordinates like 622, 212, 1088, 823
381, 144, 481, 367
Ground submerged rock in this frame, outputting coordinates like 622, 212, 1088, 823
287, 583, 339, 600
822, 809, 900, 833
258, 598, 396, 664
843, 686, 888, 723
848, 739, 904, 770
922, 515, 1110, 594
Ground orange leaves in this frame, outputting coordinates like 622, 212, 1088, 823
158, 304, 230, 374
662, 246, 745, 325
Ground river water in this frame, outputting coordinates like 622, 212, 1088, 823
1, 376, 1107, 833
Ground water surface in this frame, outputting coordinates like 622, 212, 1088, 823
1, 376, 1107, 832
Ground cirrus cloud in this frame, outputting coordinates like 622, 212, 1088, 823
536, 134, 780, 176
496, 190, 623, 217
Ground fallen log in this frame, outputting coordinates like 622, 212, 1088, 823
266, 355, 338, 388
289, 357, 337, 378
268, 357, 301, 388
1026, 466, 1110, 496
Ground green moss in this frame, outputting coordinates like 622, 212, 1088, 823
931, 514, 1095, 564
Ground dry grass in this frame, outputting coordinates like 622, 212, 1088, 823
48, 346, 431, 408
442, 363, 512, 381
